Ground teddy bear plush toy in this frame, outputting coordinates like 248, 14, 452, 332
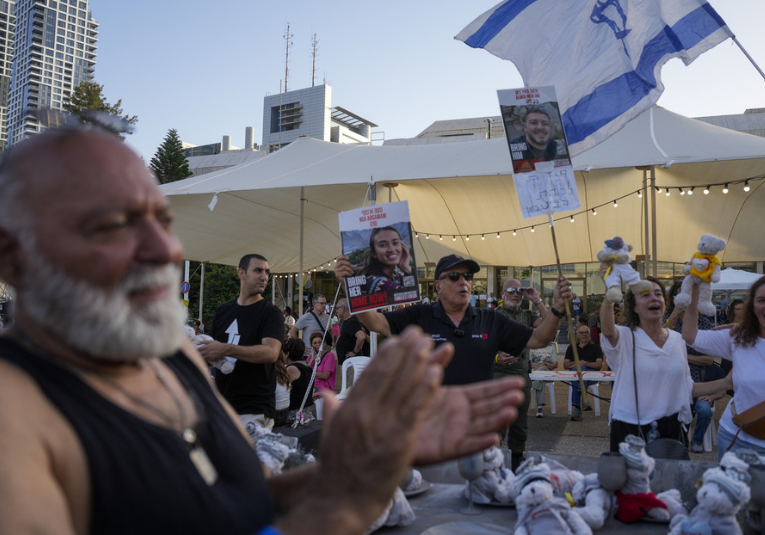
513, 461, 592, 535
596, 237, 651, 303
571, 473, 613, 530
463, 446, 516, 505
615, 435, 687, 523
672, 233, 727, 316
668, 452, 751, 535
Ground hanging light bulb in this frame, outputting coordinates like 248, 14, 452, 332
723, 184, 729, 194
426, 234, 430, 240
637, 190, 642, 198
452, 235, 456, 241
680, 188, 686, 195
688, 187, 694, 196
656, 187, 662, 194
513, 229, 517, 236
570, 215, 575, 223
439, 235, 443, 240
531, 226, 535, 233
465, 235, 470, 241
496, 232, 500, 239
613, 200, 618, 208
665, 189, 671, 197
481, 234, 485, 240
703, 186, 710, 195
415, 231, 419, 238
744, 180, 750, 192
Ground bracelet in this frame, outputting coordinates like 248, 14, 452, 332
533, 298, 543, 306
495, 354, 500, 364
550, 306, 565, 319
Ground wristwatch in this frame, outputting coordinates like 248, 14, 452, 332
550, 306, 565, 319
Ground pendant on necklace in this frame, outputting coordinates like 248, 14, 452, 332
183, 428, 218, 485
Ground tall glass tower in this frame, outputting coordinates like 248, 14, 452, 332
6, 0, 98, 148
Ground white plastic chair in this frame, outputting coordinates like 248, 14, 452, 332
567, 382, 601, 416
336, 356, 370, 401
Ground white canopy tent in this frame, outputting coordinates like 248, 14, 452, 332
713, 268, 763, 291
161, 106, 765, 273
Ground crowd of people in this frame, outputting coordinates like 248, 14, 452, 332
0, 124, 763, 534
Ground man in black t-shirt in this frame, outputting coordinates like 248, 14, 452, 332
335, 298, 370, 364
198, 254, 283, 431
335, 254, 572, 386
563, 326, 603, 421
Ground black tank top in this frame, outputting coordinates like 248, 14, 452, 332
287, 361, 314, 411
0, 338, 275, 534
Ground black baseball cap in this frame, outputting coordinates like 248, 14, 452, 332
434, 254, 480, 281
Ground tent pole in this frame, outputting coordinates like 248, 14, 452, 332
650, 166, 658, 277
368, 180, 378, 358
199, 262, 205, 330
643, 168, 649, 278
299, 186, 305, 314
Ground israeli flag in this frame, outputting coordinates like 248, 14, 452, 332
456, 0, 732, 155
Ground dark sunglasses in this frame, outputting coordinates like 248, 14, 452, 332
439, 272, 474, 282
503, 288, 528, 295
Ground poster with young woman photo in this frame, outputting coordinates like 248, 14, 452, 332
339, 201, 419, 313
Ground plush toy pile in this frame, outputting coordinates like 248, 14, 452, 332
615, 435, 687, 523
463, 446, 516, 504
669, 452, 751, 535
513, 460, 592, 535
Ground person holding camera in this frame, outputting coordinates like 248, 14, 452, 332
494, 278, 551, 469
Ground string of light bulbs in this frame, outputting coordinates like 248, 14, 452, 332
269, 174, 763, 275
410, 174, 763, 241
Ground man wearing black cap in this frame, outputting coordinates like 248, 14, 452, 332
334, 254, 572, 386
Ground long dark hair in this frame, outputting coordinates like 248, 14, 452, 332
622, 276, 666, 331
354, 226, 402, 276
727, 299, 744, 325
665, 280, 682, 316
731, 276, 765, 348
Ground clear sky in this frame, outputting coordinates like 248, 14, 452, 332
89, 1, 765, 162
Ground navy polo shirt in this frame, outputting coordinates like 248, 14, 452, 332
384, 303, 533, 385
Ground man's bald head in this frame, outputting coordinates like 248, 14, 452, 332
0, 129, 148, 236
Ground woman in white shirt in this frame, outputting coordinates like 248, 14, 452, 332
598, 270, 730, 452
683, 276, 765, 461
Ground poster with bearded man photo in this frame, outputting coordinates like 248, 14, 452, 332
339, 201, 419, 314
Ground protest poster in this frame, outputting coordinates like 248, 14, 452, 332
339, 201, 419, 314
498, 86, 580, 219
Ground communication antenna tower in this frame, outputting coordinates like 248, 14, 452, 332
283, 23, 293, 93
311, 33, 319, 87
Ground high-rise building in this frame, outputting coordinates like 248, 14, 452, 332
6, 0, 98, 148
0, 1, 16, 153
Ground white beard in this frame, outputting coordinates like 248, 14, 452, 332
19, 242, 186, 362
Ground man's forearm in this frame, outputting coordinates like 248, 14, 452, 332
527, 311, 560, 349
225, 340, 280, 363
357, 311, 391, 337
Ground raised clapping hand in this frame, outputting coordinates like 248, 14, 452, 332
304, 326, 525, 531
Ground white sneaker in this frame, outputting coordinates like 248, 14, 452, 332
536, 406, 544, 418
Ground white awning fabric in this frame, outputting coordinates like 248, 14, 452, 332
162, 106, 765, 272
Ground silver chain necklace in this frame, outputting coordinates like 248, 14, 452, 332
11, 328, 219, 485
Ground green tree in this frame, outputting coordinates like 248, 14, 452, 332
186, 262, 245, 331
150, 129, 193, 184
63, 80, 138, 135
